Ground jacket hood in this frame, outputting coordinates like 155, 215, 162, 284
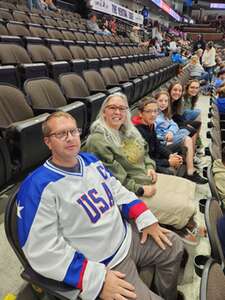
132, 115, 143, 125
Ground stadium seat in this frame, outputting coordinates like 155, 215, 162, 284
0, 83, 50, 172
100, 67, 133, 104
59, 72, 106, 125
83, 70, 121, 96
200, 258, 225, 300
0, 137, 12, 190
4, 187, 80, 300
205, 199, 225, 266
24, 78, 87, 137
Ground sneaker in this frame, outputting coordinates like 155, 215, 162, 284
193, 156, 202, 165
175, 227, 198, 246
196, 147, 205, 157
185, 172, 208, 184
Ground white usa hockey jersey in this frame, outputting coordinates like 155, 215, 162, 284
17, 152, 157, 299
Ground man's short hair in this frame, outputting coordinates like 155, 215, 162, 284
138, 97, 157, 112
42, 112, 76, 137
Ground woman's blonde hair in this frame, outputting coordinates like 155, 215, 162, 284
90, 92, 145, 147
190, 55, 199, 65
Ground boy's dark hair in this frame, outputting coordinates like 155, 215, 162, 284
138, 97, 157, 111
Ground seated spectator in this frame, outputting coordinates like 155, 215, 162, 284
17, 111, 185, 300
85, 92, 201, 243
215, 68, 225, 89
213, 146, 225, 206
171, 49, 186, 65
183, 80, 201, 122
130, 26, 148, 46
86, 13, 108, 35
27, 0, 44, 10
216, 82, 225, 114
193, 34, 206, 53
188, 55, 209, 82
109, 16, 117, 34
155, 91, 190, 146
148, 38, 165, 57
154, 90, 206, 184
169, 36, 177, 53
132, 98, 184, 175
44, 0, 60, 12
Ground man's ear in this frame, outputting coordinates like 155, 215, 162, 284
44, 137, 51, 150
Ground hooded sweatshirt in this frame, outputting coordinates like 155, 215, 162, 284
85, 123, 155, 195
212, 159, 225, 205
216, 96, 225, 114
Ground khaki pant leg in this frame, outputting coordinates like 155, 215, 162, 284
141, 174, 196, 229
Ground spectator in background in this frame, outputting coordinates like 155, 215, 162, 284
169, 36, 177, 53
202, 41, 216, 81
148, 38, 165, 57
130, 26, 148, 46
216, 82, 225, 114
109, 16, 117, 34
86, 13, 110, 35
195, 48, 204, 65
215, 68, 225, 89
188, 55, 209, 82
141, 6, 149, 26
44, 0, 60, 12
152, 21, 163, 43
193, 34, 206, 52
27, 0, 44, 10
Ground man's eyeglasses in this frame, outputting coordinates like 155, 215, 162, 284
142, 109, 158, 114
105, 105, 128, 112
47, 128, 82, 140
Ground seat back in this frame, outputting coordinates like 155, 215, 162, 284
0, 84, 34, 126
200, 258, 225, 300
29, 25, 49, 38
51, 45, 73, 61
0, 137, 12, 190
83, 70, 106, 91
27, 44, 55, 62
208, 165, 222, 202
47, 28, 64, 40
59, 73, 90, 98
84, 46, 98, 59
0, 43, 32, 64
0, 8, 13, 21
7, 23, 31, 37
0, 22, 9, 35
13, 11, 31, 23
113, 65, 129, 82
100, 67, 118, 85
205, 199, 224, 266
69, 45, 86, 59
24, 78, 67, 108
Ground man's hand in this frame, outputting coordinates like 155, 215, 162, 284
147, 169, 157, 183
140, 223, 172, 250
165, 132, 173, 142
143, 185, 157, 197
99, 270, 137, 300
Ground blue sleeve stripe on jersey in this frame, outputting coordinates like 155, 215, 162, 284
121, 199, 146, 219
63, 252, 87, 289
17, 166, 64, 248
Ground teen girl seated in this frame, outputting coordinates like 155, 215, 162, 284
132, 98, 184, 176
155, 90, 207, 184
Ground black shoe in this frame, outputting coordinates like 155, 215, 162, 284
185, 172, 208, 184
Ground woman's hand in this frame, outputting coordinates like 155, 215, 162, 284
147, 169, 157, 183
143, 185, 157, 197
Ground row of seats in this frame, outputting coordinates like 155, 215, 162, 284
0, 20, 133, 46
0, 42, 175, 87
0, 62, 183, 192
187, 32, 224, 41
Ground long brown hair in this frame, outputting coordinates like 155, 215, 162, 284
154, 90, 171, 119
168, 81, 183, 116
184, 79, 200, 109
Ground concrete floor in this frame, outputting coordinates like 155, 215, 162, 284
0, 95, 211, 300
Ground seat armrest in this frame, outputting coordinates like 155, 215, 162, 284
32, 107, 59, 115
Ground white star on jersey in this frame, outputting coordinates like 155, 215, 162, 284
17, 202, 24, 219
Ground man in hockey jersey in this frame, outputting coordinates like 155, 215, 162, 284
17, 112, 184, 300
